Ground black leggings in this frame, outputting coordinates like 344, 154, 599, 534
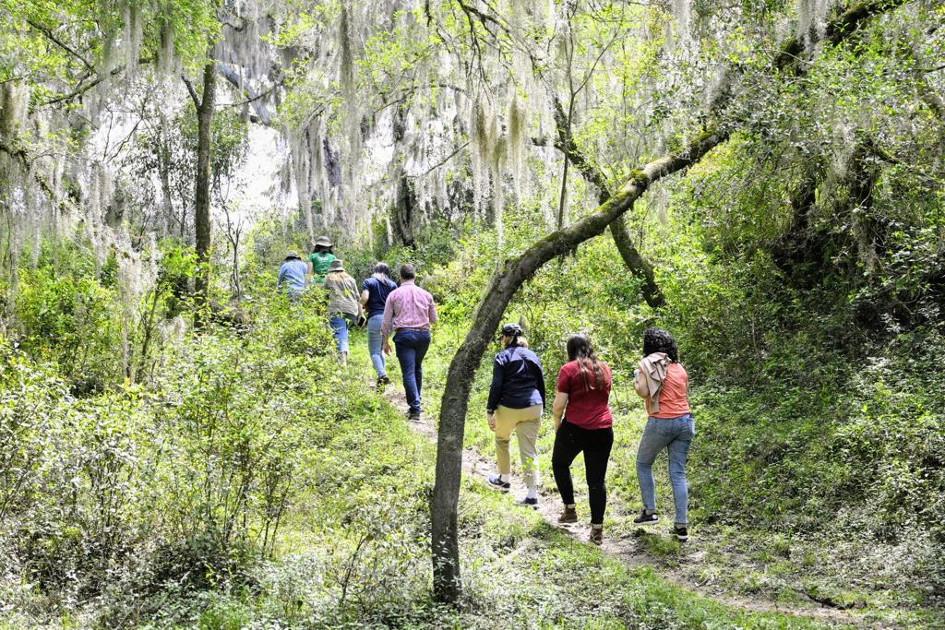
552, 420, 614, 525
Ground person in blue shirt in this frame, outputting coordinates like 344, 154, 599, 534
277, 252, 308, 301
360, 262, 398, 387
485, 323, 546, 507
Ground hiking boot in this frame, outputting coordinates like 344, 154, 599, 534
589, 525, 603, 546
487, 474, 511, 491
517, 497, 538, 509
673, 525, 689, 542
377, 375, 391, 388
558, 506, 578, 523
407, 409, 421, 422
633, 510, 659, 526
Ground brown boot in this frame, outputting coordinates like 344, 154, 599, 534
558, 505, 578, 523
589, 524, 603, 546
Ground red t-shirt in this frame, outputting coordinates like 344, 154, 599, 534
649, 363, 691, 419
556, 359, 613, 429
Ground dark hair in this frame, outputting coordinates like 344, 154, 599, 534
566, 334, 604, 390
373, 262, 392, 277
399, 263, 416, 280
313, 244, 333, 254
643, 327, 678, 362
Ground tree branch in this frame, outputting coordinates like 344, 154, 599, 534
182, 74, 201, 109
26, 18, 95, 74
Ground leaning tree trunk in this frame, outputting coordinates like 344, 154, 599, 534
431, 130, 726, 600
430, 0, 906, 603
191, 62, 216, 325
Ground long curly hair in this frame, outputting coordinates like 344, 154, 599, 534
643, 327, 678, 362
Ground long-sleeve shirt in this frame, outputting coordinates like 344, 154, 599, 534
278, 258, 308, 294
324, 271, 361, 317
487, 346, 545, 412
381, 279, 437, 338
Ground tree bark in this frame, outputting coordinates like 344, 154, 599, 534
190, 62, 217, 324
430, 0, 906, 604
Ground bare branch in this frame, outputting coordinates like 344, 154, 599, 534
182, 74, 201, 108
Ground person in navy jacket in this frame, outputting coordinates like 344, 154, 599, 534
485, 323, 546, 507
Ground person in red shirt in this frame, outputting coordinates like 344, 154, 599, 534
551, 334, 614, 545
632, 328, 695, 542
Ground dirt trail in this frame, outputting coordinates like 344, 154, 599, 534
377, 382, 882, 628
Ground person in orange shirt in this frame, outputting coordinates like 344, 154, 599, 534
632, 328, 695, 541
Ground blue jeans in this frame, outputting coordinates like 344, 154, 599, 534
636, 414, 695, 525
329, 314, 353, 353
367, 314, 386, 377
393, 329, 431, 414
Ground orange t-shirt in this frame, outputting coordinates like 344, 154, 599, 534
648, 363, 690, 418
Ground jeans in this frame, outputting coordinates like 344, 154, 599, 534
636, 414, 695, 526
329, 314, 354, 353
393, 329, 431, 415
367, 314, 387, 377
552, 420, 614, 525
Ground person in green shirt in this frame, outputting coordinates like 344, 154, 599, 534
309, 235, 336, 286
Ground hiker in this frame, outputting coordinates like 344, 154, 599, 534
381, 263, 437, 421
277, 251, 308, 301
551, 333, 614, 546
632, 327, 694, 542
486, 323, 546, 508
324, 259, 362, 366
309, 235, 336, 286
360, 262, 398, 387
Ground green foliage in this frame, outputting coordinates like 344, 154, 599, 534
14, 239, 124, 394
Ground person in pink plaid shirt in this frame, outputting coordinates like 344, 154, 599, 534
381, 263, 437, 420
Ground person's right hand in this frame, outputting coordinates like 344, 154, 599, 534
383, 340, 392, 355
487, 413, 496, 431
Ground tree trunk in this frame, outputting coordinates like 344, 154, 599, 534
193, 62, 216, 324
431, 129, 727, 601
430, 0, 905, 603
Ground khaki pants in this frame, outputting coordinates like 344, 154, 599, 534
494, 405, 542, 490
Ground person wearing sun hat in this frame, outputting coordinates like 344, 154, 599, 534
277, 251, 308, 300
323, 258, 362, 365
309, 235, 336, 286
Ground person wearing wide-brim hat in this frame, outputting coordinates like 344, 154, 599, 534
277, 251, 308, 301
324, 258, 362, 365
309, 235, 336, 286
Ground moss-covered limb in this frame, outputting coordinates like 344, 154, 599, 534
824, 0, 909, 46
0, 139, 74, 215
551, 95, 667, 308
551, 96, 610, 203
